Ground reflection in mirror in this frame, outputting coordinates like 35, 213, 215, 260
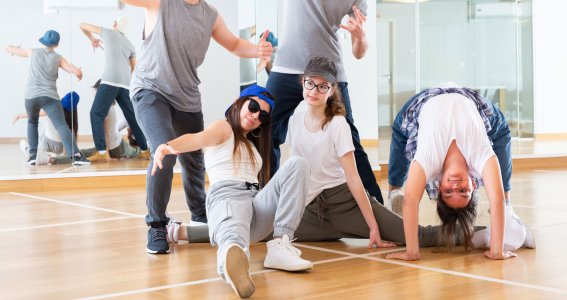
238, 0, 257, 91
254, 0, 279, 86
2, 0, 77, 178
71, 8, 150, 174
376, 1, 417, 163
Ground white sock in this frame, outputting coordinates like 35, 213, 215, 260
98, 150, 107, 155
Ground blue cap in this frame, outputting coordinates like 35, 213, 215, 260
61, 91, 80, 112
39, 30, 60, 47
239, 84, 274, 109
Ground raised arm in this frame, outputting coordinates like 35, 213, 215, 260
79, 23, 103, 50
59, 57, 83, 81
482, 156, 517, 260
386, 160, 426, 260
151, 120, 232, 175
339, 6, 368, 59
212, 14, 272, 62
6, 45, 32, 58
340, 151, 397, 249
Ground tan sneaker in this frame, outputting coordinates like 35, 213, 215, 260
137, 150, 151, 160
224, 244, 255, 298
87, 151, 110, 162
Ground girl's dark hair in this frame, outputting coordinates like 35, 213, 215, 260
225, 93, 273, 186
436, 190, 479, 251
63, 108, 78, 139
300, 76, 345, 129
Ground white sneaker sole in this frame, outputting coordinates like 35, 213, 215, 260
264, 260, 313, 272
225, 244, 255, 298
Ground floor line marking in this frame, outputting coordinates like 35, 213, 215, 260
80, 254, 359, 299
0, 216, 138, 232
56, 166, 76, 174
9, 192, 141, 217
295, 243, 567, 296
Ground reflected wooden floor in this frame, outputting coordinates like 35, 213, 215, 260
1, 167, 567, 299
3, 138, 567, 178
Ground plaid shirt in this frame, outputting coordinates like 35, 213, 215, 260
401, 87, 493, 199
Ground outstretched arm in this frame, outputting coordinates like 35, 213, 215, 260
212, 15, 272, 62
340, 151, 397, 249
151, 120, 232, 175
6, 45, 32, 58
60, 57, 82, 81
482, 156, 517, 260
339, 6, 368, 59
387, 160, 426, 260
79, 23, 103, 50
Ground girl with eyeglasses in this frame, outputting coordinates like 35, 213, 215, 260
285, 57, 445, 250
151, 85, 312, 298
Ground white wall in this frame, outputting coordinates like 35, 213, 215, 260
533, 0, 567, 135
0, 0, 239, 138
341, 0, 378, 140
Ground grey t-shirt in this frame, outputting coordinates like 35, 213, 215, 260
101, 27, 136, 88
273, 0, 367, 82
25, 48, 61, 100
130, 0, 218, 112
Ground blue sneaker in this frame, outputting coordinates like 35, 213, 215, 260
146, 226, 169, 254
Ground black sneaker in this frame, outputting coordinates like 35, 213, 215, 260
72, 153, 91, 166
147, 227, 169, 254
26, 155, 37, 166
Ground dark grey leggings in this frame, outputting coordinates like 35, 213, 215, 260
294, 183, 441, 247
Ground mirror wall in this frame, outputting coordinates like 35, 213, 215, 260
376, 0, 534, 163
1, 0, 150, 178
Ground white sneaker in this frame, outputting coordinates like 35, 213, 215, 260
166, 220, 182, 243
264, 235, 313, 271
19, 139, 29, 158
224, 243, 255, 298
388, 189, 404, 215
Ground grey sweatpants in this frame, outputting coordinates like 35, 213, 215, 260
207, 157, 310, 274
294, 183, 441, 247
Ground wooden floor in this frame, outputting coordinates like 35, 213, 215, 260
2, 166, 567, 299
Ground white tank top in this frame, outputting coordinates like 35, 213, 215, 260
204, 132, 262, 185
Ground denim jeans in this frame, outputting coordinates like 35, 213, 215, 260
266, 72, 384, 203
132, 89, 207, 225
388, 94, 512, 192
90, 84, 148, 151
25, 96, 79, 158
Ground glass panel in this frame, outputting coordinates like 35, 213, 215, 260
376, 1, 417, 162
419, 0, 534, 139
69, 3, 148, 173
254, 0, 279, 87
239, 0, 257, 90
1, 0, 74, 177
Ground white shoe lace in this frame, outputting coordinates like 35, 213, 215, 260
278, 236, 302, 256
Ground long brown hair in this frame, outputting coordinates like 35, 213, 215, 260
63, 108, 78, 139
225, 94, 273, 186
436, 190, 479, 251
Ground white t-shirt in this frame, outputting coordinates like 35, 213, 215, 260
286, 110, 354, 204
105, 105, 123, 150
44, 118, 61, 143
413, 93, 495, 182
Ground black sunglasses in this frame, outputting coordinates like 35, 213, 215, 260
247, 98, 271, 123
